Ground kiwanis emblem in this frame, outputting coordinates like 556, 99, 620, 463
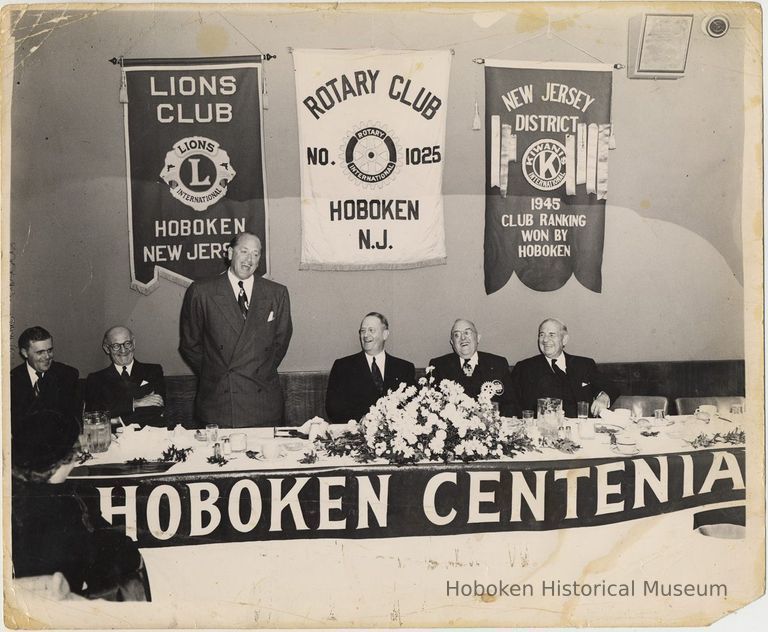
339, 123, 400, 188
160, 136, 236, 211
522, 138, 566, 191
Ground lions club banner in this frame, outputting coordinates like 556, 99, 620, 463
484, 61, 613, 294
294, 49, 450, 269
122, 56, 268, 293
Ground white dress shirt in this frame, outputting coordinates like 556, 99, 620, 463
227, 269, 254, 303
364, 350, 386, 378
114, 361, 134, 376
461, 352, 479, 375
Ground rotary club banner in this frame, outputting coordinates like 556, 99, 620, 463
121, 56, 268, 293
293, 49, 450, 270
484, 61, 613, 294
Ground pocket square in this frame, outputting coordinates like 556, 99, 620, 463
267, 310, 275, 322
140, 380, 149, 386
581, 382, 590, 387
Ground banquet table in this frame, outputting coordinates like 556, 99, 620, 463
11, 414, 751, 628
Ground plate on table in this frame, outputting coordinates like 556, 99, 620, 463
283, 441, 305, 451
595, 423, 623, 434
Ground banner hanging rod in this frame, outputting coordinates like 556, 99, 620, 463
109, 54, 276, 66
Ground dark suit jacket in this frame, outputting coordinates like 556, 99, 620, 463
85, 360, 166, 427
180, 273, 292, 428
326, 351, 416, 423
511, 352, 619, 418
10, 361, 80, 424
12, 477, 142, 597
429, 351, 519, 417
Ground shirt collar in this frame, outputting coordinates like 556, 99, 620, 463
549, 352, 566, 370
227, 269, 254, 299
26, 363, 43, 384
364, 350, 386, 371
460, 352, 479, 369
114, 361, 134, 375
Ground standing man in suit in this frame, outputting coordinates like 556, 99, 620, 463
180, 232, 292, 428
429, 319, 518, 417
325, 312, 416, 423
84, 326, 165, 427
10, 326, 80, 424
511, 318, 617, 418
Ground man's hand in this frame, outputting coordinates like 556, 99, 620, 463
591, 392, 611, 416
134, 392, 164, 408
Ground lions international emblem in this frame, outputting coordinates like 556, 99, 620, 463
160, 136, 236, 211
522, 138, 566, 191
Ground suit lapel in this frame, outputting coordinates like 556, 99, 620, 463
212, 274, 246, 336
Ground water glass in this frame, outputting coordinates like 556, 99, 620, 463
82, 411, 111, 453
577, 401, 590, 419
206, 424, 219, 444
231, 432, 247, 454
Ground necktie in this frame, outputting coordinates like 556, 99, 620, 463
462, 359, 473, 376
551, 359, 567, 377
237, 281, 249, 319
33, 371, 44, 397
371, 357, 384, 395
121, 366, 130, 382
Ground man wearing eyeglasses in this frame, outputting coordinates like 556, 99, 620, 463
10, 326, 81, 424
325, 312, 416, 423
428, 319, 519, 417
84, 326, 166, 427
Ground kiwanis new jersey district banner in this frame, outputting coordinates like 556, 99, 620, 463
484, 61, 613, 294
294, 49, 450, 269
122, 56, 268, 293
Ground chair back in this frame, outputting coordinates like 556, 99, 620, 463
612, 395, 668, 418
674, 396, 746, 416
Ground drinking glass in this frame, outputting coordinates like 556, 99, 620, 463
206, 424, 219, 444
82, 411, 111, 453
577, 401, 590, 419
231, 433, 247, 455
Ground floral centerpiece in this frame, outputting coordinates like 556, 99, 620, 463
316, 368, 533, 464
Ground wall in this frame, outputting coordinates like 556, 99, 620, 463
7, 3, 754, 376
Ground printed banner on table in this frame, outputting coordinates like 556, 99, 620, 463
73, 448, 745, 548
122, 56, 269, 293
484, 61, 613, 294
294, 49, 450, 270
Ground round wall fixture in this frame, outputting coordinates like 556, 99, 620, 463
702, 14, 730, 38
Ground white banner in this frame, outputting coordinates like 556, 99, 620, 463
294, 49, 450, 269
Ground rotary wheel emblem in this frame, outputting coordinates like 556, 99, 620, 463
339, 123, 401, 188
160, 136, 236, 211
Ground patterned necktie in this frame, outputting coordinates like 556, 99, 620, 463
551, 359, 567, 377
121, 366, 130, 382
237, 280, 249, 319
462, 358, 473, 376
371, 357, 384, 395
33, 371, 44, 397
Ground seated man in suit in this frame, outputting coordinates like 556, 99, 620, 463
85, 326, 165, 427
429, 319, 518, 417
511, 318, 617, 418
10, 326, 80, 425
326, 312, 416, 423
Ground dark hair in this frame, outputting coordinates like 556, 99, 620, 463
18, 326, 52, 352
12, 445, 79, 484
229, 231, 261, 250
363, 312, 389, 329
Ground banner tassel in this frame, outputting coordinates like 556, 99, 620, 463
118, 57, 128, 104
262, 70, 269, 110
472, 98, 481, 130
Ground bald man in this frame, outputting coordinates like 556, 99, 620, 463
511, 318, 617, 418
84, 326, 166, 427
429, 319, 519, 417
